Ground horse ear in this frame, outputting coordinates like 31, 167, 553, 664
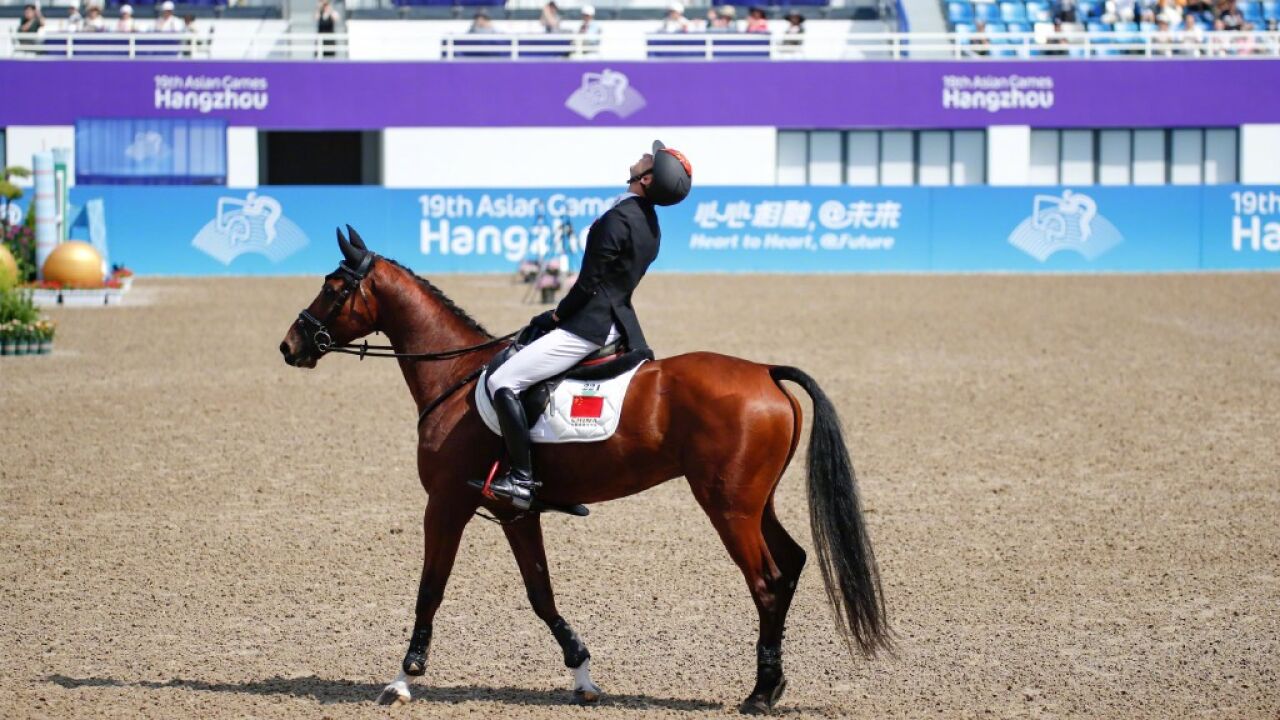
336, 226, 362, 266
346, 224, 367, 251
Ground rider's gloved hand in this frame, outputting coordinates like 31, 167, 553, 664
529, 310, 558, 333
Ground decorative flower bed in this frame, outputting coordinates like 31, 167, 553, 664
27, 271, 132, 307
0, 291, 55, 357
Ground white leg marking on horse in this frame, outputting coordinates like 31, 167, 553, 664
378, 670, 413, 705
571, 658, 602, 703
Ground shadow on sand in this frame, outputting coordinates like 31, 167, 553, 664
46, 674, 725, 712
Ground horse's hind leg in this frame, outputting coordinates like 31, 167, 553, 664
502, 513, 602, 704
689, 471, 800, 714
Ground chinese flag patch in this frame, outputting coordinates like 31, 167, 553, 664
570, 396, 604, 419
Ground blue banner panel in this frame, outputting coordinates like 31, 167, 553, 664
68, 184, 1280, 276
1199, 187, 1280, 270
930, 186, 1204, 272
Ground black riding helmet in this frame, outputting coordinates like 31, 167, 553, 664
637, 140, 692, 207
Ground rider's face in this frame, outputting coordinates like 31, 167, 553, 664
629, 153, 654, 185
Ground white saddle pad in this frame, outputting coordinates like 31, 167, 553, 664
476, 360, 647, 444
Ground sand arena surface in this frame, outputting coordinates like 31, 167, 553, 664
1, 273, 1278, 719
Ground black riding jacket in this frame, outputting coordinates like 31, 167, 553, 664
555, 195, 660, 351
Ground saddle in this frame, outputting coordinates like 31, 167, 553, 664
484, 337, 655, 428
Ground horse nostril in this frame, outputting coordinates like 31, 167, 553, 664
280, 341, 290, 357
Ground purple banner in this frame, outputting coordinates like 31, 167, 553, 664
2, 60, 1278, 129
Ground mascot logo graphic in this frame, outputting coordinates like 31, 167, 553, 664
1007, 190, 1123, 262
192, 192, 309, 265
565, 69, 646, 120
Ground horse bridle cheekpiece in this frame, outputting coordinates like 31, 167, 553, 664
295, 227, 374, 357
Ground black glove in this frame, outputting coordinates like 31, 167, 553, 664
529, 310, 558, 333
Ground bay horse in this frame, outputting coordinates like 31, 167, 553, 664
278, 228, 890, 714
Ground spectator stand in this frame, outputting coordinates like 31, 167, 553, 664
943, 0, 1280, 56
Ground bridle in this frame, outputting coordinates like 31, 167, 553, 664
291, 252, 518, 428
294, 252, 375, 357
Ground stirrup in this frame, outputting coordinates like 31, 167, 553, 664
467, 463, 590, 517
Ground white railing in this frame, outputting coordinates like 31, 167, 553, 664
4, 29, 1280, 60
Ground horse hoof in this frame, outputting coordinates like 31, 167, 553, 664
377, 685, 411, 706
572, 685, 602, 704
738, 676, 786, 715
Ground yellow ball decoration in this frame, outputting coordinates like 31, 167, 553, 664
43, 241, 105, 288
0, 244, 18, 290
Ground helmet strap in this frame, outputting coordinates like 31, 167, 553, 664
627, 168, 654, 185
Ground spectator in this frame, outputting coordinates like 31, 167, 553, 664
781, 10, 804, 51
1177, 12, 1205, 53
1100, 0, 1118, 22
182, 13, 203, 56
540, 1, 561, 32
1053, 0, 1078, 22
155, 1, 182, 32
63, 6, 84, 32
1043, 18, 1070, 54
19, 4, 44, 34
469, 10, 497, 33
718, 5, 739, 31
659, 2, 690, 33
316, 0, 340, 57
1153, 17, 1174, 54
577, 5, 601, 36
116, 5, 137, 32
970, 19, 992, 55
745, 7, 769, 33
17, 3, 42, 54
1216, 0, 1243, 30
83, 4, 106, 32
1155, 0, 1183, 25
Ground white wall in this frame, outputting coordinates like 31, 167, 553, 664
1239, 124, 1280, 184
382, 127, 777, 188
4, 126, 75, 188
346, 19, 860, 61
987, 125, 1030, 186
226, 127, 259, 188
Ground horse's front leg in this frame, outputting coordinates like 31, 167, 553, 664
378, 493, 473, 705
502, 513, 603, 704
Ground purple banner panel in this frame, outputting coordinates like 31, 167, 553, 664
2, 60, 1278, 129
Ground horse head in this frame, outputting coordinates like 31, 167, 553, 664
279, 225, 384, 368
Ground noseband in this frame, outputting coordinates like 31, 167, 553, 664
295, 252, 375, 356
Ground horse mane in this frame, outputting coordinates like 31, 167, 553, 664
379, 256, 493, 339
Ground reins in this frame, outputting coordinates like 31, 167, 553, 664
325, 332, 517, 362
325, 334, 518, 428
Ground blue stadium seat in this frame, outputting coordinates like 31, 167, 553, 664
999, 1, 1028, 22
1006, 20, 1031, 31
1086, 20, 1110, 31
1115, 20, 1138, 31
947, 1, 975, 23
974, 2, 1001, 22
1264, 0, 1280, 20
984, 20, 1007, 31
1076, 0, 1100, 18
1138, 20, 1157, 30
1241, 1, 1263, 22
1024, 1, 1051, 21
954, 21, 976, 31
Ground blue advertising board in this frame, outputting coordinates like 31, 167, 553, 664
66, 184, 1280, 276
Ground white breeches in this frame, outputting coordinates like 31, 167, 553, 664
487, 324, 621, 396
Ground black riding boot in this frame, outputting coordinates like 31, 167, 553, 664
485, 388, 539, 510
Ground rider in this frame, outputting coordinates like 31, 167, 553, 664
481, 140, 693, 510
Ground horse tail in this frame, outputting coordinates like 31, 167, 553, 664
769, 366, 891, 657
